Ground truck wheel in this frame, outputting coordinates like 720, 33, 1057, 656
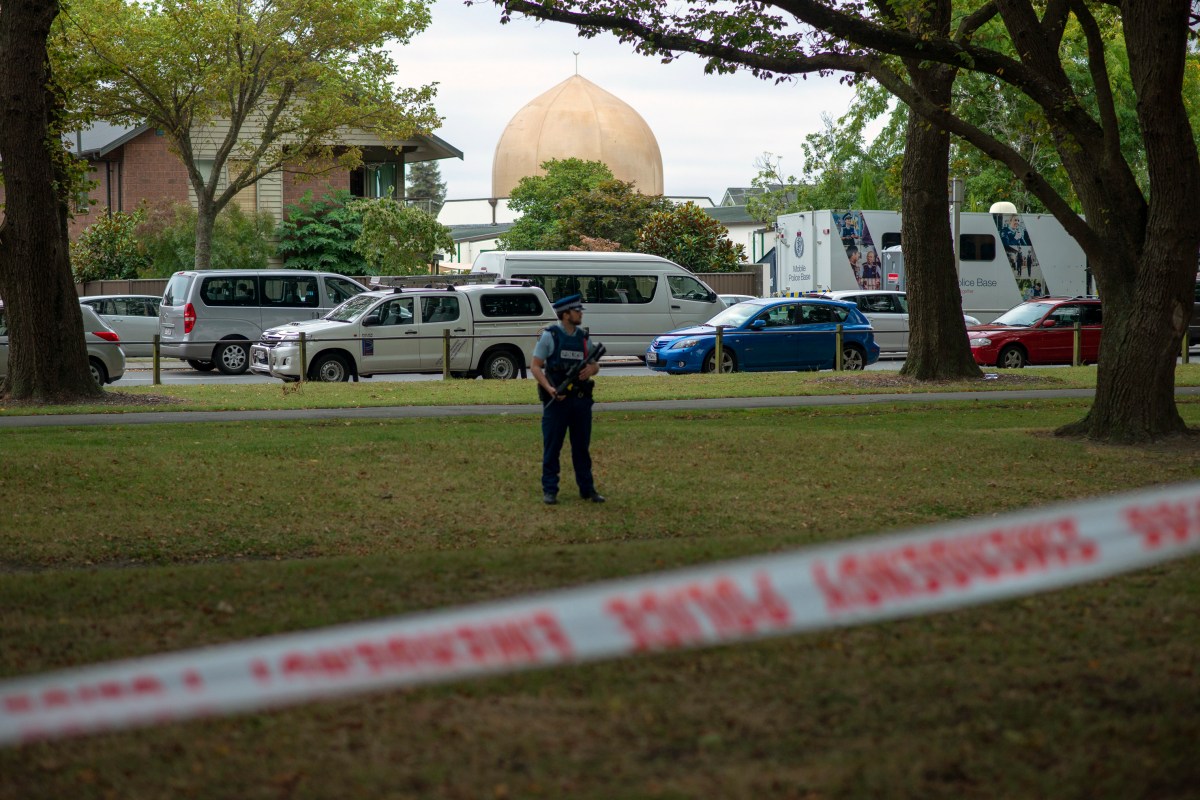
481, 348, 521, 379
187, 359, 216, 372
309, 353, 351, 382
215, 341, 250, 375
999, 345, 1027, 369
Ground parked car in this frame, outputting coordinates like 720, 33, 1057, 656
719, 293, 757, 307
646, 297, 879, 373
250, 283, 555, 382
821, 290, 981, 354
79, 295, 162, 357
159, 269, 369, 375
968, 297, 1102, 368
0, 302, 126, 386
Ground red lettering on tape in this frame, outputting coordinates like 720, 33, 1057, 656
605, 573, 791, 652
269, 610, 571, 682
2, 673, 167, 716
1122, 499, 1200, 550
813, 517, 1097, 613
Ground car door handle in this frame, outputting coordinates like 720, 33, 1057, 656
453, 328, 467, 332
405, 330, 419, 335
671, 304, 681, 309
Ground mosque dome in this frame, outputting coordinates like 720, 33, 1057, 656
491, 74, 664, 199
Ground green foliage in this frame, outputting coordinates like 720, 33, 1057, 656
59, 0, 441, 269
546, 179, 672, 251
406, 160, 446, 215
637, 202, 746, 273
70, 210, 152, 282
274, 190, 367, 274
350, 196, 453, 275
134, 201, 274, 276
499, 158, 614, 249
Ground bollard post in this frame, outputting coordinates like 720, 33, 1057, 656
443, 329, 451, 380
298, 332, 307, 383
714, 326, 724, 373
835, 324, 844, 371
1072, 320, 1081, 367
1183, 332, 1191, 365
152, 334, 161, 386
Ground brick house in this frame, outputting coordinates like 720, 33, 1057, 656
55, 121, 462, 240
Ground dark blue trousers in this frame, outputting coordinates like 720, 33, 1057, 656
541, 395, 594, 497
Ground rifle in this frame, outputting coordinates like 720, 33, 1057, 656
542, 341, 606, 405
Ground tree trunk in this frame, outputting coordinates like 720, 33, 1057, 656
194, 195, 216, 270
0, 0, 101, 402
898, 64, 983, 381
1055, 0, 1200, 442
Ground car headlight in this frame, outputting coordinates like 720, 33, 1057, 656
970, 337, 991, 347
672, 338, 702, 349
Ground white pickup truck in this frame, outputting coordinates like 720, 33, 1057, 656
249, 283, 555, 381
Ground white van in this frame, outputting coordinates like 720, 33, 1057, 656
470, 251, 722, 356
159, 270, 369, 374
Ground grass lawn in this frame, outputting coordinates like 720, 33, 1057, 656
4, 362, 1200, 415
1, 388, 1199, 798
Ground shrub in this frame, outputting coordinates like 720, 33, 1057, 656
134, 201, 275, 276
636, 202, 747, 273
274, 190, 367, 275
350, 197, 453, 275
71, 210, 151, 282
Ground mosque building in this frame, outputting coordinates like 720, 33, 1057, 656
438, 73, 763, 269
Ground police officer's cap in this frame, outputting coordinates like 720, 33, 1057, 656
553, 294, 585, 315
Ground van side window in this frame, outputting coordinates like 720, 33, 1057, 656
201, 277, 257, 307
958, 234, 997, 262
668, 275, 713, 302
480, 293, 544, 317
262, 277, 319, 308
325, 276, 364, 306
511, 274, 547, 294
597, 275, 656, 305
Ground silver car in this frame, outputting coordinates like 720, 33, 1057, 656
79, 295, 161, 357
821, 290, 981, 354
0, 302, 126, 387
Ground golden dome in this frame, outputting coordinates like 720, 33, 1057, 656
491, 75, 664, 199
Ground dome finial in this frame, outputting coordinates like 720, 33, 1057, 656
573, 51, 579, 75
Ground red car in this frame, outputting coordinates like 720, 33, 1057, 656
968, 297, 1102, 368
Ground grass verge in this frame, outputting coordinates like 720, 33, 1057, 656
1, 397, 1199, 798
6, 363, 1200, 415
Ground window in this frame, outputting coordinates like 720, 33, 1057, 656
756, 305, 795, 327
163, 275, 192, 307
881, 232, 901, 250
480, 292, 544, 317
363, 163, 399, 199
511, 272, 658, 305
800, 304, 842, 324
420, 296, 460, 323
227, 160, 257, 212
668, 275, 713, 302
0, 309, 7, 337
325, 276, 364, 306
262, 276, 319, 308
858, 294, 900, 314
596, 275, 656, 305
1048, 304, 1082, 327
376, 297, 414, 326
959, 234, 997, 261
1081, 304, 1103, 325
201, 276, 258, 307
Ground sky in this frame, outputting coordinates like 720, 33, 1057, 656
394, 0, 869, 203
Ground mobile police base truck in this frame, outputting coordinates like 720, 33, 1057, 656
772, 208, 1089, 322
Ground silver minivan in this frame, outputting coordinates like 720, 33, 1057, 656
158, 270, 368, 373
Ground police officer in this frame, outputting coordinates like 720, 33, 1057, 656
531, 294, 605, 505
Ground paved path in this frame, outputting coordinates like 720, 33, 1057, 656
4, 386, 1199, 429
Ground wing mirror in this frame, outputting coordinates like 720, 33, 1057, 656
751, 319, 767, 330
363, 313, 380, 327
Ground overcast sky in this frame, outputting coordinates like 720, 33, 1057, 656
395, 0, 868, 203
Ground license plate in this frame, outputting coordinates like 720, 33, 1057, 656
162, 326, 174, 339
646, 351, 658, 364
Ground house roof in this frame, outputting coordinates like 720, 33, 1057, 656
705, 205, 760, 225
68, 123, 463, 162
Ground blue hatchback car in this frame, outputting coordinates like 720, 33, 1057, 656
645, 297, 880, 373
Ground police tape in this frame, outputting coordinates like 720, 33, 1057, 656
3, 481, 1200, 747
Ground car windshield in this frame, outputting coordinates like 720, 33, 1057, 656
325, 294, 378, 322
990, 301, 1053, 327
706, 303, 761, 327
